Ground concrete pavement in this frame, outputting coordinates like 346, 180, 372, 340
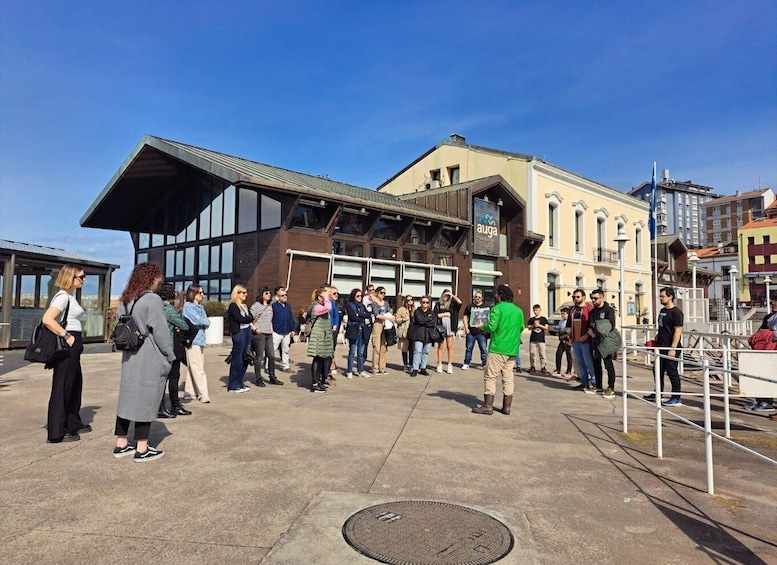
1, 339, 775, 564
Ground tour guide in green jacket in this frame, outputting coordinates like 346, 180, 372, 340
473, 284, 525, 416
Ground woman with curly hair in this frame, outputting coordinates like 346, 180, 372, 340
113, 262, 176, 463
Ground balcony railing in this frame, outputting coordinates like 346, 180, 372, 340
593, 247, 619, 264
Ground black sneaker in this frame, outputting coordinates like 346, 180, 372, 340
419, 369, 429, 376
313, 383, 327, 393
134, 446, 165, 463
48, 433, 80, 444
113, 444, 136, 458
572, 384, 586, 390
643, 393, 656, 401
77, 425, 92, 434
411, 370, 418, 377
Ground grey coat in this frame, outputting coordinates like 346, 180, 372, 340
116, 292, 176, 422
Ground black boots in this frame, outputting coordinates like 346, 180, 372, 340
472, 394, 495, 415
268, 376, 284, 385
500, 395, 513, 415
158, 400, 176, 419
172, 402, 192, 416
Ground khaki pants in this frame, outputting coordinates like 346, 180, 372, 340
529, 342, 547, 369
184, 345, 210, 402
483, 353, 516, 395
372, 322, 387, 373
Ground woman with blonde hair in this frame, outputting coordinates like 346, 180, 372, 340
42, 264, 90, 443
226, 284, 253, 393
394, 295, 415, 372
113, 262, 175, 462
434, 289, 462, 374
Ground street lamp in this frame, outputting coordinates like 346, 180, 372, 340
688, 252, 699, 321
614, 225, 631, 330
729, 265, 738, 323
765, 275, 772, 305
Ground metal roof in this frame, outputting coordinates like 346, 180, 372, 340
81, 136, 468, 231
0, 240, 120, 268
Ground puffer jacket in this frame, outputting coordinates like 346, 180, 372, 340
306, 301, 334, 358
590, 317, 622, 358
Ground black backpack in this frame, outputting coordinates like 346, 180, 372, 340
179, 318, 200, 348
112, 299, 146, 351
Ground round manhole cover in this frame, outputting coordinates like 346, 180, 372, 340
342, 500, 514, 565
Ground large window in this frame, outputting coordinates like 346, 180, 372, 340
238, 188, 258, 233
409, 224, 429, 245
403, 249, 427, 263
290, 204, 326, 230
373, 216, 405, 240
338, 211, 370, 236
371, 246, 398, 260
333, 240, 364, 257
261, 195, 282, 229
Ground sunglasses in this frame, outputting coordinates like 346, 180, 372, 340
74, 275, 86, 281
332, 292, 339, 295
278, 294, 287, 297
405, 298, 413, 302
421, 300, 430, 304
238, 291, 247, 294
355, 294, 362, 297
378, 291, 385, 295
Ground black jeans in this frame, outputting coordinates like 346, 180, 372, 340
164, 360, 181, 407
252, 332, 275, 379
659, 354, 681, 399
555, 341, 572, 374
311, 356, 332, 386
593, 349, 616, 390
47, 331, 85, 440
114, 417, 151, 441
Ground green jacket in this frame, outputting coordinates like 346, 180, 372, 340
482, 301, 524, 356
306, 302, 334, 358
590, 318, 622, 358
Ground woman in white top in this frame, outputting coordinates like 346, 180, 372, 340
42, 264, 90, 443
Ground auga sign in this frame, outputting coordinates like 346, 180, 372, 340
473, 198, 500, 256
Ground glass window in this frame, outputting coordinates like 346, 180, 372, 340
199, 245, 209, 274
409, 224, 429, 245
371, 246, 398, 260
238, 188, 258, 233
332, 240, 364, 257
185, 247, 195, 277
220, 278, 232, 294
371, 263, 398, 298
433, 254, 453, 266
139, 233, 150, 249
222, 241, 233, 273
223, 185, 236, 235
332, 259, 365, 298
152, 233, 164, 247
175, 250, 184, 276
373, 216, 405, 240
431, 268, 455, 298
166, 235, 176, 245
186, 217, 197, 243
290, 204, 325, 230
19, 275, 35, 307
403, 249, 427, 263
199, 201, 211, 240
402, 266, 428, 298
211, 191, 223, 238
165, 250, 175, 278
436, 229, 457, 250
211, 245, 220, 273
137, 252, 148, 264
261, 195, 282, 230
448, 166, 460, 185
338, 212, 369, 236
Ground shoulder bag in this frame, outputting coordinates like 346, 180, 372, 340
25, 293, 71, 367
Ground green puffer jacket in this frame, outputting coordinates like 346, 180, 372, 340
306, 302, 334, 358
590, 318, 622, 358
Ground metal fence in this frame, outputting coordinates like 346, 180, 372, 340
620, 337, 777, 495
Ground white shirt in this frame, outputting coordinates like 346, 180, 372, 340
50, 291, 84, 332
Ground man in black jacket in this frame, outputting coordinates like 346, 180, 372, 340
587, 288, 617, 398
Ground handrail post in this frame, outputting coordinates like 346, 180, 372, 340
702, 360, 715, 494
655, 347, 663, 459
622, 343, 629, 434
722, 336, 730, 388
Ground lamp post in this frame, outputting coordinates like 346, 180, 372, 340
688, 251, 699, 322
765, 275, 772, 305
729, 265, 738, 323
614, 226, 631, 330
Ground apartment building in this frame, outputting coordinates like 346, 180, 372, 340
378, 134, 653, 324
700, 188, 775, 247
737, 217, 777, 305
628, 171, 718, 248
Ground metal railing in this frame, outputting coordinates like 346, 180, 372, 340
621, 341, 777, 495
593, 247, 618, 264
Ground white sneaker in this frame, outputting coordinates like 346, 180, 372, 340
461, 364, 470, 370
437, 365, 443, 373
360, 372, 371, 378
346, 373, 354, 379
447, 364, 453, 374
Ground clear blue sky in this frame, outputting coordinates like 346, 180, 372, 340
1, 1, 775, 293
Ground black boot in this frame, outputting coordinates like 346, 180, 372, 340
172, 402, 192, 416
500, 395, 513, 415
158, 399, 176, 419
472, 394, 495, 415
268, 376, 284, 385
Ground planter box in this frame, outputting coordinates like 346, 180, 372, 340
204, 316, 224, 346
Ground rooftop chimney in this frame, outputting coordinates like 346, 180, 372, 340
662, 169, 670, 182
449, 133, 466, 145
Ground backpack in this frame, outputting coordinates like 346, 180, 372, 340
112, 299, 146, 351
180, 318, 200, 348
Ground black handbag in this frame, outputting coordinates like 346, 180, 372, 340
25, 294, 71, 368
429, 324, 443, 344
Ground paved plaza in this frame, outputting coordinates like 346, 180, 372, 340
1, 338, 775, 564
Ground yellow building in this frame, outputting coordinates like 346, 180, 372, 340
737, 217, 777, 304
379, 134, 654, 324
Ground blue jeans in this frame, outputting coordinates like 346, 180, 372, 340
228, 328, 251, 390
571, 340, 595, 387
347, 332, 366, 374
413, 341, 432, 370
464, 332, 488, 365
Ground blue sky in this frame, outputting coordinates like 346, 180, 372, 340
1, 1, 775, 293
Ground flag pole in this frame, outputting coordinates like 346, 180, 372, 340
652, 162, 659, 324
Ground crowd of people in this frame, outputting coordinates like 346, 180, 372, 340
39, 262, 776, 462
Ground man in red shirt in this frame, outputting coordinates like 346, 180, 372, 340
569, 288, 596, 392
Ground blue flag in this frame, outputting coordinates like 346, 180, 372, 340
648, 163, 657, 239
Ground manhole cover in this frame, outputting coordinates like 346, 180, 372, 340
342, 500, 514, 565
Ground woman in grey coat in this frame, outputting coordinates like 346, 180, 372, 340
113, 263, 176, 463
